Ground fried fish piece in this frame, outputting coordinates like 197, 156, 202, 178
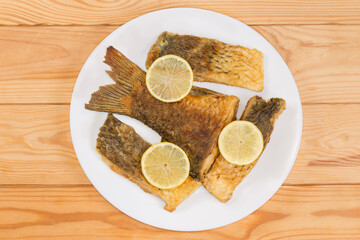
97, 114, 201, 211
146, 31, 264, 92
86, 46, 239, 181
203, 96, 286, 202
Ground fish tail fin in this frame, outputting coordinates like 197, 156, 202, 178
85, 84, 132, 115
104, 46, 146, 85
86, 46, 147, 115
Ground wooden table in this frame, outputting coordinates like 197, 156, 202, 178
1, 1, 360, 239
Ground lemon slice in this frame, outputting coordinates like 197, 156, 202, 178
141, 142, 190, 189
146, 55, 193, 102
218, 121, 264, 165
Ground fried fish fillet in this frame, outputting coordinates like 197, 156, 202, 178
86, 46, 239, 181
97, 114, 201, 211
146, 31, 264, 92
203, 96, 286, 202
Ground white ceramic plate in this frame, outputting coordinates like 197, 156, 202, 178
70, 8, 302, 231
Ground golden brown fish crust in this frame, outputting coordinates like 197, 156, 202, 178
203, 96, 286, 202
86, 46, 240, 181
97, 114, 201, 212
146, 32, 264, 92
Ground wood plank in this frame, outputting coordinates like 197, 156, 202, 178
284, 103, 360, 185
253, 25, 360, 104
0, 185, 359, 239
1, 25, 359, 104
0, 0, 360, 26
0, 104, 359, 185
0, 105, 89, 185
0, 26, 117, 104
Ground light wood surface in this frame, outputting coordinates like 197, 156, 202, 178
1, 1, 359, 238
1, 25, 359, 104
1, 0, 360, 25
1, 186, 359, 239
1, 104, 359, 185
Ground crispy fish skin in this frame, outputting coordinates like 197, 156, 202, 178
104, 46, 223, 97
86, 46, 240, 181
97, 114, 201, 211
146, 31, 264, 92
203, 96, 286, 202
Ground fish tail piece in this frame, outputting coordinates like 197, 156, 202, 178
85, 84, 132, 115
104, 46, 146, 85
85, 46, 148, 114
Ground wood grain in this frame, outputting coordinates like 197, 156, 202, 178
0, 185, 359, 239
0, 26, 116, 104
254, 25, 360, 104
0, 104, 359, 185
284, 103, 360, 185
0, 0, 359, 237
1, 25, 359, 104
0, 105, 89, 185
0, 1, 359, 237
0, 0, 360, 26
